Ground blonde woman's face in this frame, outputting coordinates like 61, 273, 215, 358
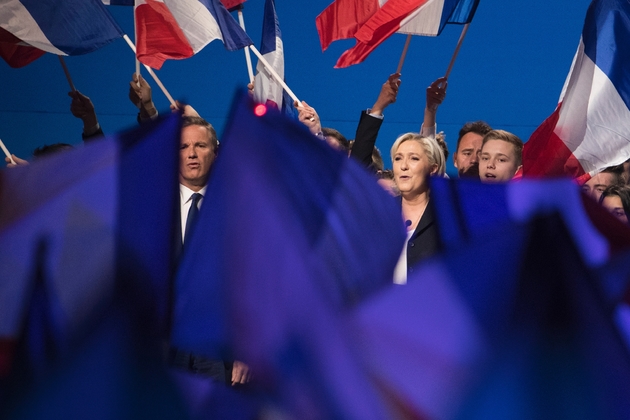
392, 140, 437, 195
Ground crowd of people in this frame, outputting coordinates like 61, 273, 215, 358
4, 71, 630, 388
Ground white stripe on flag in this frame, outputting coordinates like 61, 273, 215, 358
555, 40, 630, 174
0, 0, 65, 55
398, 0, 444, 36
164, 0, 224, 53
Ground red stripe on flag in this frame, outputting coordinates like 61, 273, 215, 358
135, 0, 194, 70
522, 103, 586, 179
334, 0, 428, 68
316, 0, 380, 51
0, 28, 45, 68
220, 0, 246, 10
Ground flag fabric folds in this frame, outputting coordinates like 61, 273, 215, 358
0, 29, 45, 68
253, 0, 287, 111
430, 176, 630, 266
316, 0, 479, 68
522, 0, 630, 183
134, 0, 253, 70
0, 0, 123, 58
171, 91, 404, 417
353, 211, 630, 418
0, 114, 181, 346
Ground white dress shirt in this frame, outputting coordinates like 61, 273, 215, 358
180, 184, 207, 244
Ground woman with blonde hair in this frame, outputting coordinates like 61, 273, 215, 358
390, 133, 445, 284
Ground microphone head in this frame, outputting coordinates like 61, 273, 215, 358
405, 220, 412, 227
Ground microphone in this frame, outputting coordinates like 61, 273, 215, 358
405, 220, 412, 227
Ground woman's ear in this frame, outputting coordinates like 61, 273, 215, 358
430, 163, 439, 175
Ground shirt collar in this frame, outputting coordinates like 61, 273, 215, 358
180, 183, 207, 204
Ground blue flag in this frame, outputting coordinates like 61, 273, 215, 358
171, 91, 404, 418
0, 114, 181, 348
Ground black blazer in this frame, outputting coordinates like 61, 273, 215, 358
405, 198, 442, 276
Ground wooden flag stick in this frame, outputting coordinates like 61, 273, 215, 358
396, 34, 412, 74
0, 139, 16, 165
444, 23, 470, 79
122, 34, 177, 108
58, 56, 76, 91
237, 9, 255, 83
249, 45, 300, 104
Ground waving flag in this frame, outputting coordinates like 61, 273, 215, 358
0, 0, 123, 61
522, 0, 630, 183
0, 30, 44, 68
354, 211, 630, 418
171, 92, 404, 417
0, 114, 181, 347
253, 0, 287, 111
135, 0, 253, 69
316, 0, 479, 68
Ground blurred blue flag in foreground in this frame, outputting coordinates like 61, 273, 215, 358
430, 176, 630, 266
0, 114, 181, 365
353, 186, 630, 418
172, 91, 405, 417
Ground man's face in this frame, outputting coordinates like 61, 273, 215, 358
479, 139, 521, 183
581, 172, 616, 201
453, 132, 483, 178
179, 125, 216, 191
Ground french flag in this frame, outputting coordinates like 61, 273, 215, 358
253, 0, 286, 110
134, 0, 253, 70
316, 0, 479, 68
522, 0, 630, 184
0, 0, 123, 67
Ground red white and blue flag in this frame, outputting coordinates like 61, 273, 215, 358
134, 0, 253, 70
316, 0, 479, 68
522, 0, 630, 184
253, 0, 287, 111
0, 0, 123, 67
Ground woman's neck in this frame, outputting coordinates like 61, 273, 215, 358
401, 191, 430, 231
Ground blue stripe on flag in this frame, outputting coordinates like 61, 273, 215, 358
260, 0, 281, 55
438, 0, 481, 35
582, 0, 630, 111
20, 0, 123, 55
198, 0, 253, 51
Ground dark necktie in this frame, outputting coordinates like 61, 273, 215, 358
184, 193, 202, 245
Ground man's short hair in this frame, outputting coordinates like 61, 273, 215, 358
482, 129, 524, 166
456, 121, 492, 151
321, 127, 350, 151
182, 116, 219, 154
600, 164, 624, 186
33, 143, 74, 158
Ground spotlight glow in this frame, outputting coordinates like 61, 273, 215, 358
254, 104, 267, 117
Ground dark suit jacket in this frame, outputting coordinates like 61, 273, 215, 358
350, 110, 383, 173
406, 199, 441, 275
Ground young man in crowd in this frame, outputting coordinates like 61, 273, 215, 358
478, 129, 523, 183
581, 165, 624, 202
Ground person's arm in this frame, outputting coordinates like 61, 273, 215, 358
351, 73, 401, 169
420, 77, 447, 138
129, 73, 158, 123
68, 90, 103, 141
295, 100, 324, 139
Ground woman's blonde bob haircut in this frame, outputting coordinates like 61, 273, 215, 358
390, 133, 446, 176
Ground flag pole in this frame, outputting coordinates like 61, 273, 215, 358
0, 139, 16, 165
58, 56, 76, 91
250, 45, 300, 104
444, 23, 470, 79
396, 34, 412, 74
122, 34, 177, 107
236, 7, 255, 83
